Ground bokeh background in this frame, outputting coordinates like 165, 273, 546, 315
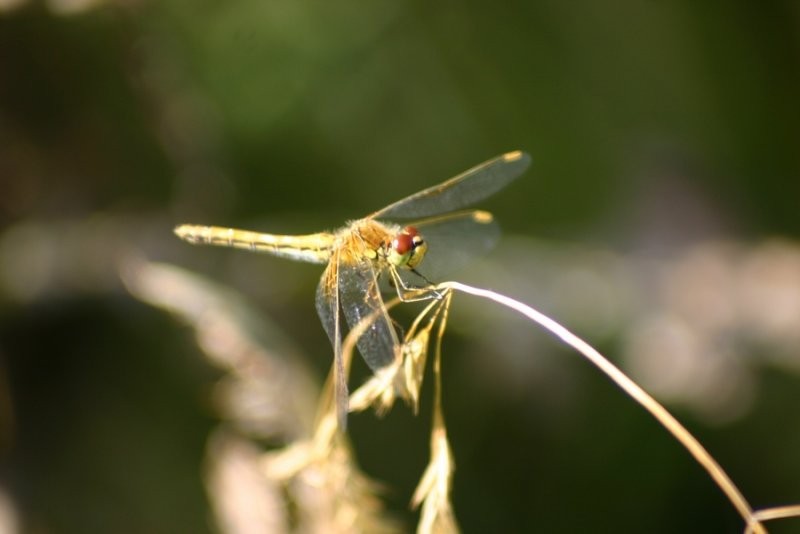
1, 1, 799, 532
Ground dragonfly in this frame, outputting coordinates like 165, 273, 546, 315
175, 150, 531, 426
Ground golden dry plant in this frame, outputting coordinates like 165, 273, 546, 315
123, 250, 800, 533
308, 278, 800, 534
131, 260, 797, 533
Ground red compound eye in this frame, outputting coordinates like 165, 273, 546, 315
392, 233, 413, 254
391, 226, 420, 254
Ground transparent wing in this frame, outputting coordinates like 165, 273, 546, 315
315, 257, 349, 428
395, 209, 501, 286
369, 151, 530, 220
338, 260, 400, 372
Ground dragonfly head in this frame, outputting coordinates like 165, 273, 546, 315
386, 226, 427, 269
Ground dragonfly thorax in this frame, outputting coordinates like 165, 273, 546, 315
385, 226, 427, 269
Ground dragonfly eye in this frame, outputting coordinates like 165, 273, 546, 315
388, 226, 428, 268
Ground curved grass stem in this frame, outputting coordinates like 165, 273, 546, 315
438, 281, 771, 534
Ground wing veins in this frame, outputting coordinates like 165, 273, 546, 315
370, 151, 530, 220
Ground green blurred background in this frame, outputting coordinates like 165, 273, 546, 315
1, 1, 799, 532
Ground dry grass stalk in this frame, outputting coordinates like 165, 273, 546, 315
431, 281, 800, 534
125, 258, 800, 533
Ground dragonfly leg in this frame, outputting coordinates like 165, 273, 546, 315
389, 267, 442, 302
410, 267, 434, 286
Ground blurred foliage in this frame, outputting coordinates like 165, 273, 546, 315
0, 1, 799, 533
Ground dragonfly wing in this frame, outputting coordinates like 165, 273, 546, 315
315, 256, 349, 428
370, 151, 530, 220
338, 260, 400, 372
395, 209, 500, 285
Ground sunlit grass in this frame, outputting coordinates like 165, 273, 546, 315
257, 273, 800, 533
122, 253, 800, 533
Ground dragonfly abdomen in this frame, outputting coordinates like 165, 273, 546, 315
174, 224, 333, 264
